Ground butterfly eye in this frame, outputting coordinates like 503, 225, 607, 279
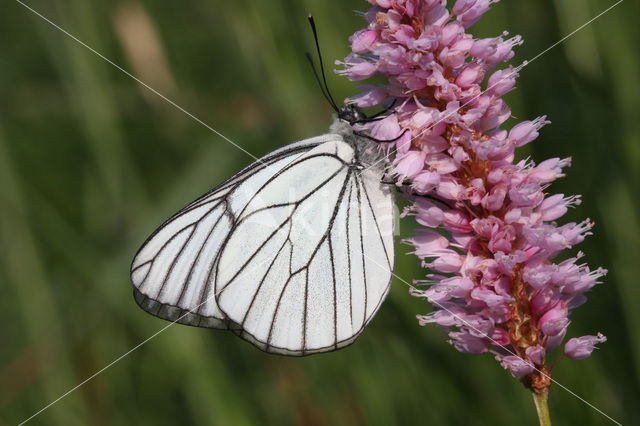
337, 104, 363, 123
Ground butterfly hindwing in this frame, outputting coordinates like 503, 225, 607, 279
214, 139, 395, 355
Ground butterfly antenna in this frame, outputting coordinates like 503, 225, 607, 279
307, 15, 340, 111
305, 52, 338, 112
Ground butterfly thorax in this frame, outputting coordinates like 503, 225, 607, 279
329, 118, 387, 172
337, 103, 366, 123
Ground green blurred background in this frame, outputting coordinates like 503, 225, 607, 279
1, 0, 638, 425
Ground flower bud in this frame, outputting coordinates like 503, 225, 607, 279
564, 333, 607, 360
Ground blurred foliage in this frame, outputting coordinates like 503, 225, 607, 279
1, 0, 638, 425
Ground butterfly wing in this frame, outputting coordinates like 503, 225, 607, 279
130, 136, 328, 328
215, 138, 395, 355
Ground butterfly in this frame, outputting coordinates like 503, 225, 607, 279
130, 16, 400, 356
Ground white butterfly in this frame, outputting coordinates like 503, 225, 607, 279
130, 110, 396, 356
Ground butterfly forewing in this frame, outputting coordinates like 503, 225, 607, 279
130, 137, 327, 328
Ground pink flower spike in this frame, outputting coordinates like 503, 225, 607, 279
338, 0, 607, 394
564, 333, 607, 360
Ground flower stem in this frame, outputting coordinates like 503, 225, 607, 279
532, 391, 552, 426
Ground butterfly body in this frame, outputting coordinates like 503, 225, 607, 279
131, 118, 395, 355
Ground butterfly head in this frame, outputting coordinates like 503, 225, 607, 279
338, 104, 366, 124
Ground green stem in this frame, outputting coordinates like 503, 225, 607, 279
532, 392, 552, 426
